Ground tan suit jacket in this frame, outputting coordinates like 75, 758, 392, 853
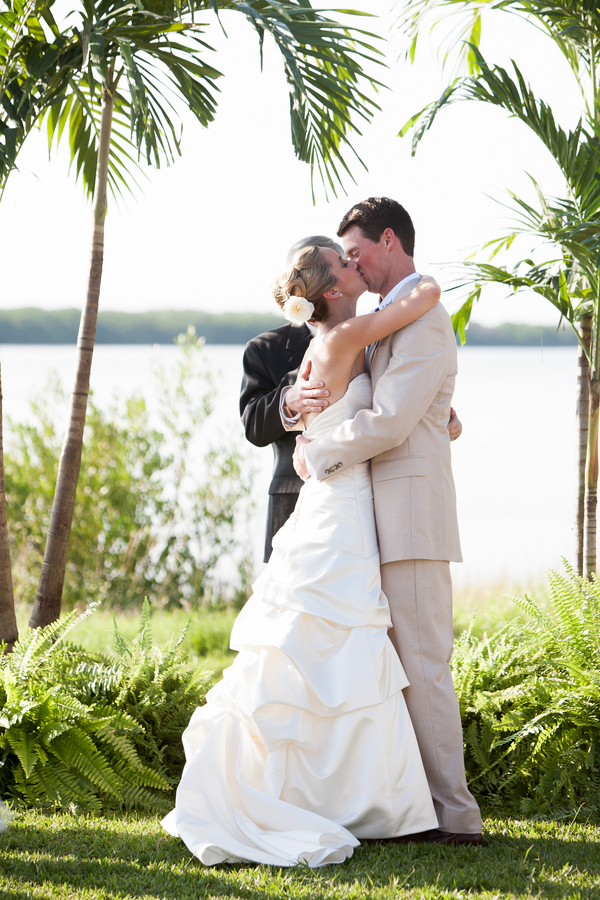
305, 292, 462, 565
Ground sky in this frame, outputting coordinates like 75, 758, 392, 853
0, 1, 585, 325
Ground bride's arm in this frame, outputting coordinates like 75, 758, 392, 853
326, 277, 440, 354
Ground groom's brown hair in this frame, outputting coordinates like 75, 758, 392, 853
337, 197, 415, 257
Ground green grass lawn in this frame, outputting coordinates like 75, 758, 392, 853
1, 810, 599, 899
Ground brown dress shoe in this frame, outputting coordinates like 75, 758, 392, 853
447, 832, 483, 846
388, 828, 455, 845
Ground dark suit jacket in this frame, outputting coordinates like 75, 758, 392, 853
240, 322, 312, 495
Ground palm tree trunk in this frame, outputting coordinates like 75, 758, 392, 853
28, 84, 114, 629
584, 373, 599, 579
575, 314, 592, 575
0, 361, 17, 652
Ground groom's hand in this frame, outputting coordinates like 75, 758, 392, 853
285, 360, 330, 416
293, 434, 311, 481
448, 408, 462, 441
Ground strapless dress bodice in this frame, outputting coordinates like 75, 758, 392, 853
304, 372, 372, 441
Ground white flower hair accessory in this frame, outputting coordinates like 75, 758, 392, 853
282, 293, 315, 324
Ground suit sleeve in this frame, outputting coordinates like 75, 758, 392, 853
240, 340, 298, 448
305, 312, 451, 479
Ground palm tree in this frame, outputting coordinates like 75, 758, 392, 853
396, 0, 600, 575
28, 0, 383, 628
448, 221, 594, 574
0, 364, 17, 652
1, 0, 85, 644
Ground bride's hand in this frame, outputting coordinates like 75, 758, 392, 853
293, 435, 312, 481
285, 360, 330, 416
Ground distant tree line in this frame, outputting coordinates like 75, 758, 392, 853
0, 308, 579, 345
0, 309, 283, 345
464, 322, 577, 347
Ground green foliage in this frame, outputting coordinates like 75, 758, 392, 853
42, 0, 384, 203
47, 1, 221, 200
4, 330, 253, 610
397, 1, 600, 91
16, 602, 240, 680
0, 0, 81, 194
0, 600, 211, 811
401, 43, 600, 348
454, 564, 600, 818
2, 1, 383, 205
396, 1, 600, 355
402, 47, 600, 349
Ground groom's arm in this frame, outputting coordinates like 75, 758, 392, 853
303, 309, 452, 480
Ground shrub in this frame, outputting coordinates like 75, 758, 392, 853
455, 564, 600, 819
0, 602, 210, 812
5, 330, 253, 611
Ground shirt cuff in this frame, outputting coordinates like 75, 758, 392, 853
280, 386, 303, 431
304, 443, 316, 479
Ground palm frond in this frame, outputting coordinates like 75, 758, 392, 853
395, 0, 600, 88
401, 46, 600, 207
46, 77, 144, 199
228, 0, 384, 196
0, 0, 82, 193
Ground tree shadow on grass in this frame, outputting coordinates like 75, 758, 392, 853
1, 814, 600, 900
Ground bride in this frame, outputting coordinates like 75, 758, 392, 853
162, 245, 441, 868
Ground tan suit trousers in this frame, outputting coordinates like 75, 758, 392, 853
381, 559, 482, 834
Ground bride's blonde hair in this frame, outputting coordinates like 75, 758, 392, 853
272, 245, 336, 323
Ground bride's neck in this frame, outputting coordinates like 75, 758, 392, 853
316, 294, 359, 336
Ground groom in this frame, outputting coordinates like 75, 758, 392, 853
291, 197, 482, 845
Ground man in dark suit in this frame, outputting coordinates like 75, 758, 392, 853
240, 236, 339, 562
240, 321, 310, 562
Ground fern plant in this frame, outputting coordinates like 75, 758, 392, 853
0, 601, 210, 811
453, 564, 600, 818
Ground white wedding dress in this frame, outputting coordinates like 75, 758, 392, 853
162, 373, 437, 867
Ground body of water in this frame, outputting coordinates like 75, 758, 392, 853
0, 343, 579, 588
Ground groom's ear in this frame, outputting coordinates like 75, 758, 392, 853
381, 227, 396, 250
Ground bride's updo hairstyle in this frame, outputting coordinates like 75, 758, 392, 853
272, 245, 336, 323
